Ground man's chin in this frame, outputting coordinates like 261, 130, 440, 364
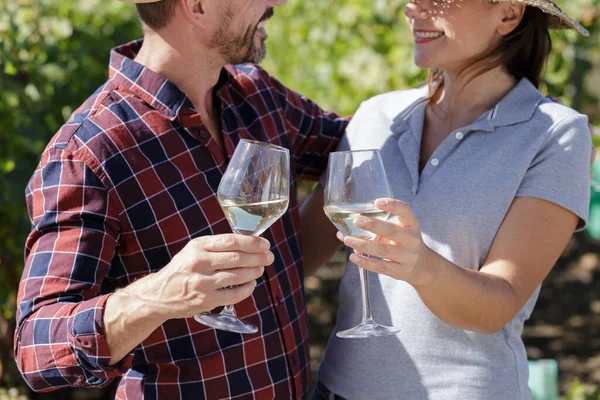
246, 44, 267, 64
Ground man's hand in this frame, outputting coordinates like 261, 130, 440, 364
148, 234, 273, 319
104, 234, 273, 365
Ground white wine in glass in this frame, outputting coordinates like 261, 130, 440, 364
220, 198, 289, 237
323, 203, 390, 239
323, 149, 401, 339
194, 139, 289, 334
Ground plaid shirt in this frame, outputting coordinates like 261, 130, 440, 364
15, 40, 347, 399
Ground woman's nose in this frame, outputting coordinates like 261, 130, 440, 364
404, 0, 431, 20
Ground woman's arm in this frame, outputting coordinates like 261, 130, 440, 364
300, 185, 342, 276
342, 196, 578, 334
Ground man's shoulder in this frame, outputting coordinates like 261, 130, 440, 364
45, 81, 162, 167
45, 82, 113, 152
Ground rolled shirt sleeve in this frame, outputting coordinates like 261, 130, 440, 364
14, 146, 132, 391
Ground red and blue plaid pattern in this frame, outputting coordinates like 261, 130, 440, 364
15, 39, 347, 399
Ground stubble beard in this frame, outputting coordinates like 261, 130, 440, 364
210, 10, 268, 65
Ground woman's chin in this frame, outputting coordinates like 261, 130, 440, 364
414, 59, 436, 70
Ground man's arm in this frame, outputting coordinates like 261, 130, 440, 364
300, 185, 341, 276
104, 234, 271, 365
15, 149, 271, 391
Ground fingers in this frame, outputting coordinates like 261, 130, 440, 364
348, 253, 405, 279
211, 281, 258, 307
344, 235, 417, 265
210, 266, 265, 289
353, 213, 417, 245
375, 198, 419, 228
195, 234, 271, 253
202, 250, 274, 271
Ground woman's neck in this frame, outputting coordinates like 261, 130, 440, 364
430, 67, 518, 127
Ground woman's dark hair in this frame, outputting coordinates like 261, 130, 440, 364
428, 5, 552, 95
136, 0, 178, 30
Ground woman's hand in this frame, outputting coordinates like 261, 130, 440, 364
341, 198, 437, 286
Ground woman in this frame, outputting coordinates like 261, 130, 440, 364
301, 0, 592, 399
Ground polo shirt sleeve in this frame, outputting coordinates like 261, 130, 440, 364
516, 114, 592, 231
14, 145, 133, 392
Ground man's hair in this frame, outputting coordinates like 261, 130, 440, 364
136, 0, 178, 30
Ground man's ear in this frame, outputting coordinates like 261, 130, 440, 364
497, 3, 526, 35
179, 0, 211, 28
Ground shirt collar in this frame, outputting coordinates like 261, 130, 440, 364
392, 78, 545, 138
487, 78, 545, 128
107, 39, 233, 121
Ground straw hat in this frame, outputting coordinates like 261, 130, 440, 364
490, 0, 589, 36
119, 0, 589, 36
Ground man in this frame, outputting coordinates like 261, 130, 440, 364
14, 0, 347, 398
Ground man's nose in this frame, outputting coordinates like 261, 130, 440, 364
404, 0, 431, 20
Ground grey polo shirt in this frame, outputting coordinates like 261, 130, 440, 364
318, 79, 591, 400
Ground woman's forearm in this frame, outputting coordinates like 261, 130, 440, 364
415, 248, 520, 334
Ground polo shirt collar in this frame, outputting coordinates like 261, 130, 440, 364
488, 78, 545, 128
391, 78, 544, 138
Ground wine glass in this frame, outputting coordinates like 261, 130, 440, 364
194, 139, 290, 334
323, 149, 401, 338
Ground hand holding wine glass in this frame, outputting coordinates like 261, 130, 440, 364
323, 149, 401, 338
195, 139, 290, 334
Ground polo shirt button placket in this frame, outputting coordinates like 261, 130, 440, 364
431, 158, 440, 167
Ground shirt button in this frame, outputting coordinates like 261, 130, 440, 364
431, 158, 439, 167
455, 132, 464, 140
199, 131, 207, 139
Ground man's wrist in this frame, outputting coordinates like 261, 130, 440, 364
104, 274, 170, 365
118, 273, 172, 325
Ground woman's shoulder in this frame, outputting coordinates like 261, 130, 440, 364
354, 86, 429, 121
535, 98, 588, 127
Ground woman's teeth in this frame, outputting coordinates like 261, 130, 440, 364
415, 32, 444, 39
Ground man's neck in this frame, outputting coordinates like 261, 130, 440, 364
134, 30, 223, 122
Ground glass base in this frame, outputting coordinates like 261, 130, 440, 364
194, 312, 258, 334
336, 321, 400, 339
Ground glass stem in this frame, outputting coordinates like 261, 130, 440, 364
218, 230, 248, 319
221, 304, 237, 317
357, 252, 374, 324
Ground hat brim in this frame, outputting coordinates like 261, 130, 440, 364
489, 0, 589, 36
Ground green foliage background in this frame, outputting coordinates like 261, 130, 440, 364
0, 0, 598, 397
